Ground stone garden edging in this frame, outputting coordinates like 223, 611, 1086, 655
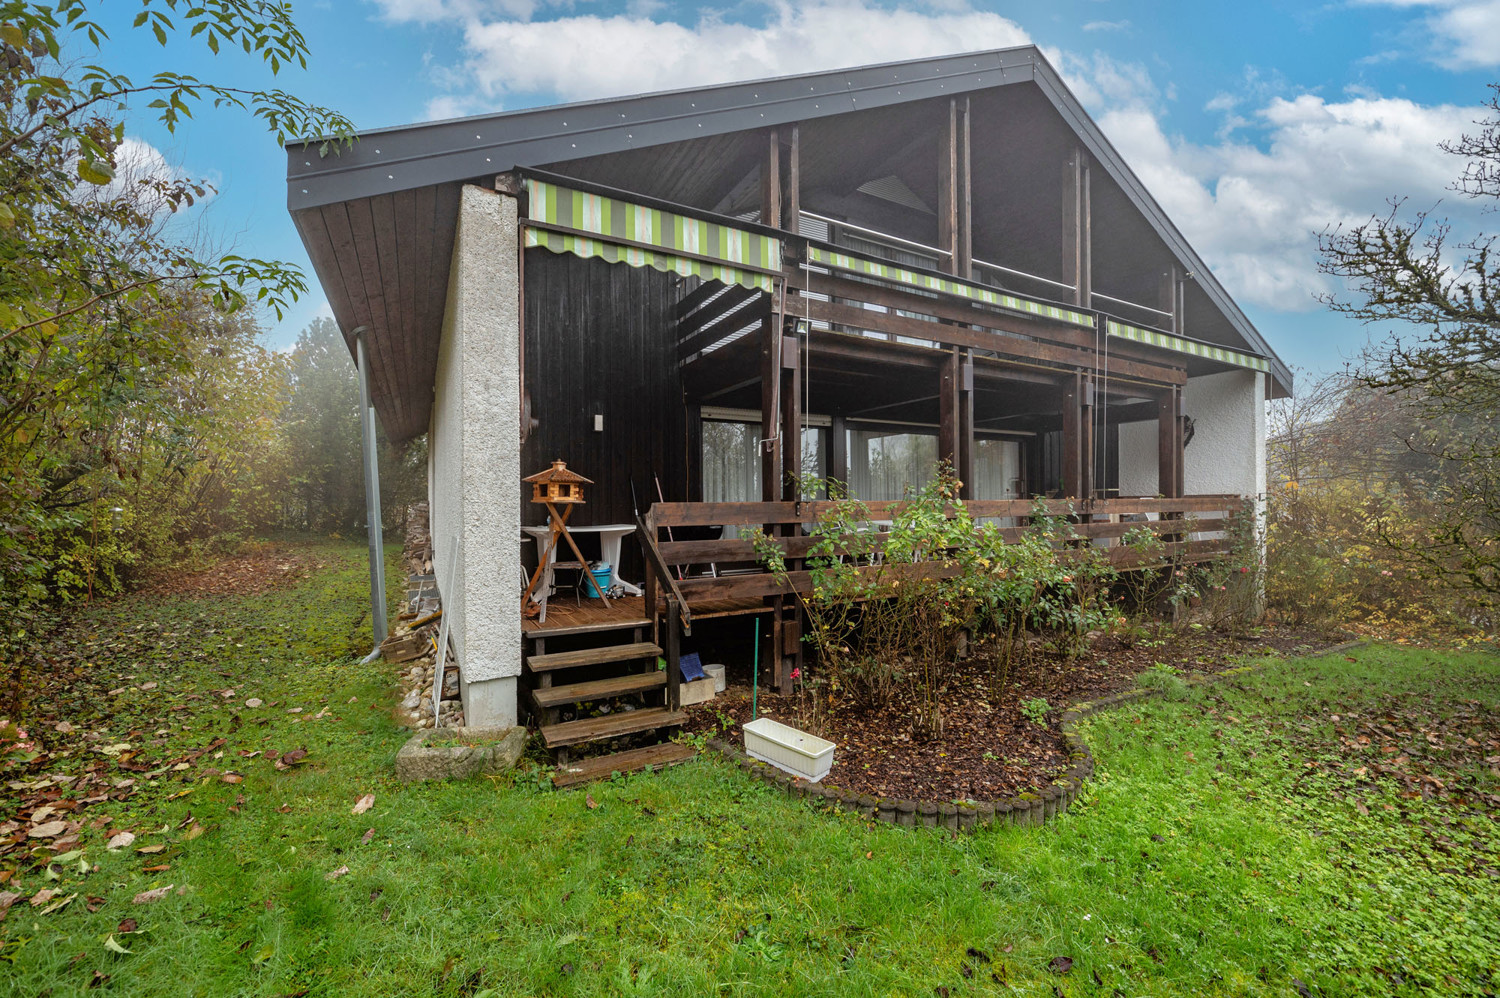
706, 638, 1370, 833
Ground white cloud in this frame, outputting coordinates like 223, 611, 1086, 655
372, 0, 1032, 104
1082, 19, 1130, 32
1093, 90, 1482, 310
368, 0, 1486, 316
1354, 0, 1500, 68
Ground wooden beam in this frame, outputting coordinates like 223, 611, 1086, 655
1157, 387, 1181, 499
939, 347, 960, 474
780, 330, 802, 499
830, 410, 847, 485
761, 127, 781, 229
1159, 264, 1181, 335
1061, 370, 1083, 499
1080, 374, 1095, 499
785, 124, 800, 235
760, 313, 780, 501
938, 98, 959, 275
959, 349, 974, 497
1063, 147, 1092, 310
958, 98, 973, 279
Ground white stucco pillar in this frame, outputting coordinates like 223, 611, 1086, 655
1116, 369, 1266, 499
428, 185, 523, 729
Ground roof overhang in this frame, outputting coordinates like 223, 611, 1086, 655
288, 46, 1291, 442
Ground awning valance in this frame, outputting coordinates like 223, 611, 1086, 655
1106, 320, 1270, 374
804, 245, 1096, 328
523, 179, 782, 293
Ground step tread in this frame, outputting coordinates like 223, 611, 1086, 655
531, 672, 665, 709
552, 742, 696, 788
526, 641, 662, 673
539, 707, 688, 749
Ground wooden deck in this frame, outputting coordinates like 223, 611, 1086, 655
523, 591, 767, 636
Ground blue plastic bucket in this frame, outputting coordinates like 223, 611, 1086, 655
585, 564, 612, 598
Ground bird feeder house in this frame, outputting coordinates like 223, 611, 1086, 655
525, 459, 591, 505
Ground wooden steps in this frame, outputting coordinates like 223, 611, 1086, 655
552, 742, 696, 788
530, 671, 665, 710
539, 706, 688, 749
526, 641, 660, 673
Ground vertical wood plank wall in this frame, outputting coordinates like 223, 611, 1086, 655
521, 249, 687, 579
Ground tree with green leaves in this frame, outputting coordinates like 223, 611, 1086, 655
1319, 84, 1500, 607
0, 1, 351, 628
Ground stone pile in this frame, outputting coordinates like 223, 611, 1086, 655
394, 651, 465, 729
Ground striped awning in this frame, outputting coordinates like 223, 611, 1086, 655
805, 245, 1095, 328
1106, 320, 1270, 373
523, 179, 782, 293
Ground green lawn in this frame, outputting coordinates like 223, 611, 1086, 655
2, 541, 1496, 997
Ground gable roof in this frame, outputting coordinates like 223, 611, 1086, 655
288, 46, 1290, 441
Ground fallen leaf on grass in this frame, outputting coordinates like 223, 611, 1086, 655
38, 892, 77, 915
1049, 956, 1073, 975
325, 866, 349, 881
104, 935, 131, 955
220, 773, 243, 784
183, 824, 205, 841
136, 844, 166, 855
362, 829, 374, 844
351, 794, 375, 815
245, 698, 263, 709
273, 748, 309, 772
0, 891, 20, 920
88, 971, 110, 988
29, 889, 58, 907
28, 820, 68, 839
143, 864, 169, 873
132, 885, 174, 905
117, 918, 138, 934
585, 795, 598, 810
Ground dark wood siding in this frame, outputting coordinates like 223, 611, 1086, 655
521, 249, 687, 579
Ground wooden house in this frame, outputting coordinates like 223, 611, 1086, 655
288, 47, 1287, 775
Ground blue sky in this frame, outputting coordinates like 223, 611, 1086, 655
92, 0, 1500, 379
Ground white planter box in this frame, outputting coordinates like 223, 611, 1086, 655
742, 717, 836, 783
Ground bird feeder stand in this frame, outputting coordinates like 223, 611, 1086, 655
520, 460, 607, 607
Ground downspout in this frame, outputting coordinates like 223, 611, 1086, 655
355, 327, 389, 663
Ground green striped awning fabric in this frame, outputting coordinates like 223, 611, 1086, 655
1106, 320, 1270, 373
523, 179, 782, 293
805, 245, 1096, 328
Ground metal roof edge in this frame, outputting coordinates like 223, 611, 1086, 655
286, 47, 1039, 211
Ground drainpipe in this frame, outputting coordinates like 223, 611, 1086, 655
354, 327, 388, 662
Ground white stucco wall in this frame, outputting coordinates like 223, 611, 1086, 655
1116, 370, 1266, 499
428, 184, 522, 728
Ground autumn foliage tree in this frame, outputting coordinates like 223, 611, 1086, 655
1318, 84, 1500, 613
0, 1, 352, 639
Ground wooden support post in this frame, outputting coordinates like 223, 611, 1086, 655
1063, 147, 1092, 309
959, 349, 974, 497
958, 97, 973, 279
761, 127, 781, 229
1061, 372, 1084, 499
666, 599, 682, 711
830, 411, 848, 486
1159, 264, 1181, 335
1175, 413, 1188, 499
938, 98, 959, 274
780, 328, 802, 499
1080, 375, 1095, 500
759, 314, 781, 501
939, 347, 960, 474
785, 124, 800, 235
1157, 388, 1181, 499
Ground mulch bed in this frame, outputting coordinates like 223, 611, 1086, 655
686, 623, 1342, 802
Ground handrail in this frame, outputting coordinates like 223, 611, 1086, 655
800, 211, 953, 258
972, 257, 1076, 293
635, 514, 694, 634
